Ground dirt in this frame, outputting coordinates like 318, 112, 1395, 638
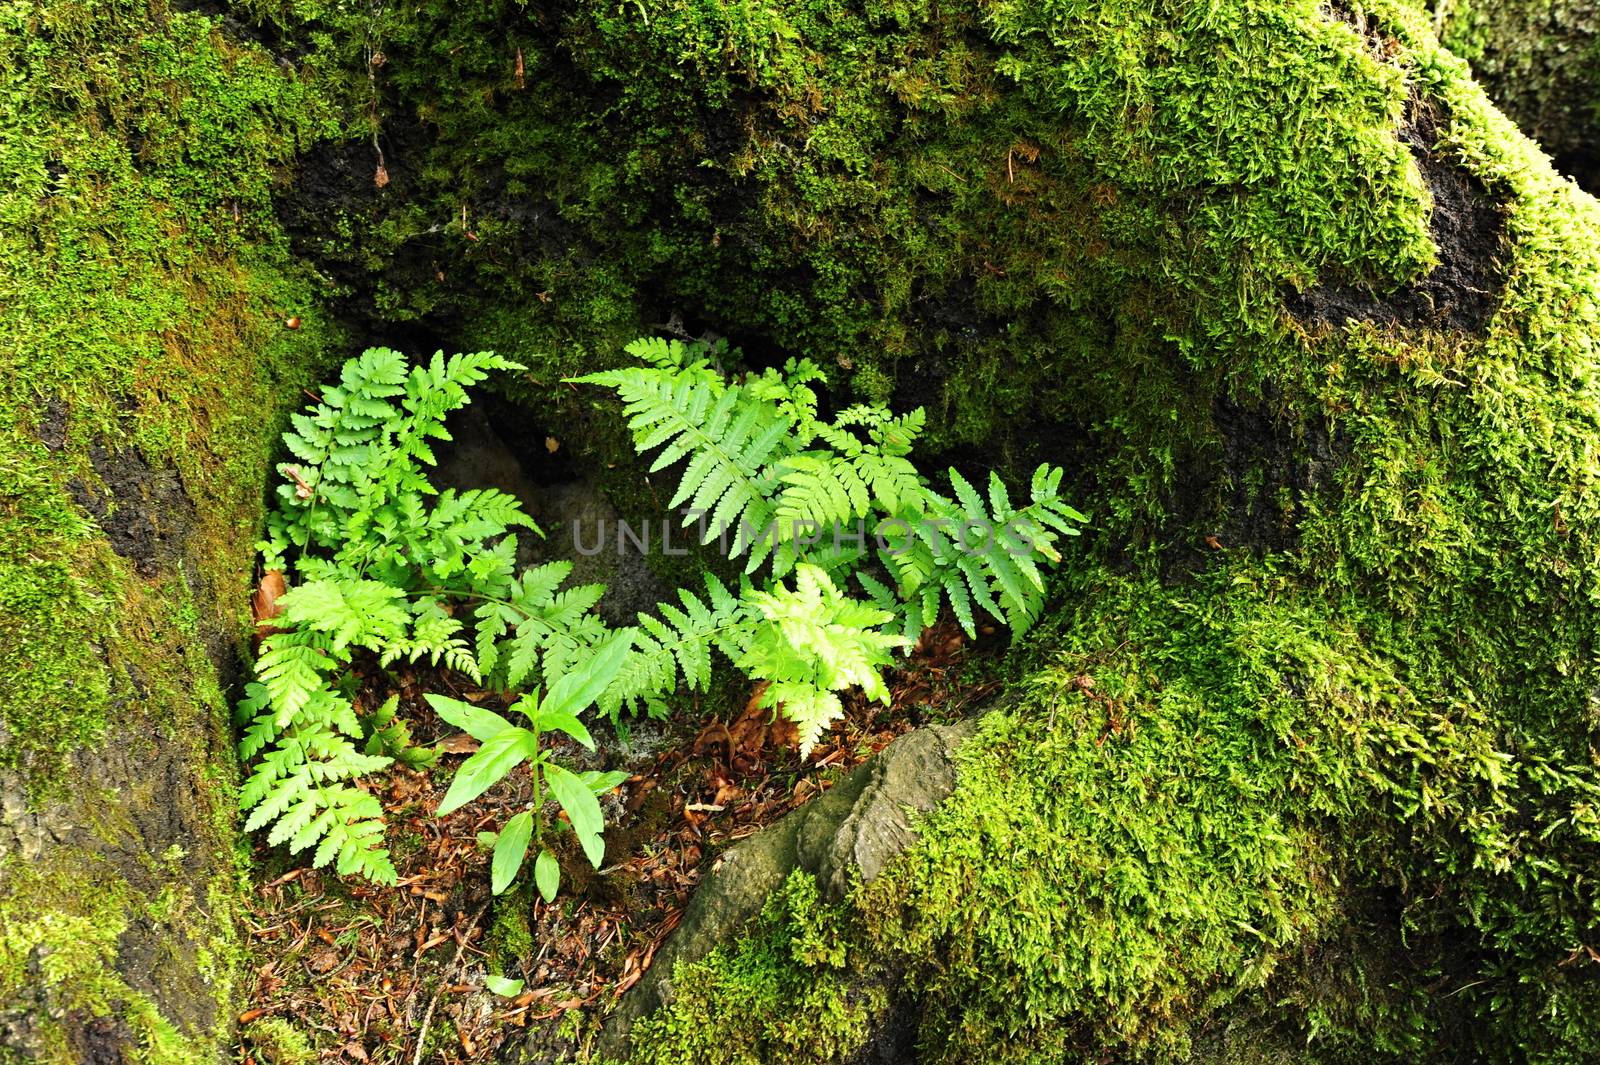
274, 115, 458, 349
64, 1013, 136, 1065
1286, 92, 1509, 333
237, 625, 994, 1064
36, 396, 68, 452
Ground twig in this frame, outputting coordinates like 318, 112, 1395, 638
411, 904, 486, 1065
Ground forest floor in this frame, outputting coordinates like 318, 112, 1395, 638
234, 621, 996, 1065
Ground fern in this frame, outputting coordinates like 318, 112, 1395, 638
240, 350, 532, 883
873, 466, 1086, 641
237, 579, 478, 884
571, 337, 1087, 647
241, 338, 1085, 891
571, 343, 803, 560
598, 574, 747, 722
473, 561, 610, 691
363, 694, 438, 769
260, 348, 531, 577
736, 565, 908, 754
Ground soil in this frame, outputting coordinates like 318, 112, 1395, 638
235, 625, 996, 1065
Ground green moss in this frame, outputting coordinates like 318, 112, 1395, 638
626, 874, 884, 1065
0, 0, 340, 781
0, 0, 346, 1053
488, 885, 535, 969
0, 859, 226, 1065
616, 554, 1600, 1062
486, 0, 1600, 1053
1434, 0, 1599, 175
242, 1018, 316, 1065
3, 0, 1597, 1059
229, 0, 1464, 566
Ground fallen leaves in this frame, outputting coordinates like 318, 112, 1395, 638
239, 616, 990, 1063
435, 733, 480, 755
253, 569, 287, 632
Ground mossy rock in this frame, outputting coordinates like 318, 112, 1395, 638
1434, 0, 1600, 187
0, 0, 340, 1058
402, 0, 1600, 1059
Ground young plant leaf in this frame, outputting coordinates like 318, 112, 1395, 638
579, 769, 631, 795
492, 810, 533, 894
544, 763, 606, 867
540, 633, 635, 719
436, 728, 533, 815
485, 974, 525, 997
534, 848, 560, 902
530, 703, 595, 749
425, 694, 515, 742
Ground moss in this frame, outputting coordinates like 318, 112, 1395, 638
432, 0, 1600, 1055
1434, 0, 1600, 183
488, 884, 535, 970
0, 859, 226, 1065
614, 555, 1600, 1062
625, 874, 884, 1065
242, 1018, 316, 1065
418, 1014, 458, 1063
0, 0, 346, 1054
0, 0, 340, 781
252, 0, 1455, 513
5, 0, 1599, 1058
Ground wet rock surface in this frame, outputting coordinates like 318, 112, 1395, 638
67, 444, 195, 579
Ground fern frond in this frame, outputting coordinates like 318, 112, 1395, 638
736, 564, 908, 755
476, 561, 611, 690
568, 363, 796, 558
254, 629, 340, 725
773, 454, 871, 542
363, 695, 438, 769
873, 464, 1085, 640
277, 579, 411, 652
381, 598, 481, 680
598, 575, 746, 722
758, 682, 843, 761
744, 357, 826, 427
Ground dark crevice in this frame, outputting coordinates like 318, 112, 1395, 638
841, 982, 923, 1065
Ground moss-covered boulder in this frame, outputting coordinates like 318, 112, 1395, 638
0, 2, 339, 1058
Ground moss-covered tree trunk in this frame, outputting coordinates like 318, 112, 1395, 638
0, 3, 339, 1059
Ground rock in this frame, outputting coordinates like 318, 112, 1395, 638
433, 405, 664, 627
589, 718, 979, 1062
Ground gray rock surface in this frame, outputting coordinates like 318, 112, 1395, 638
589, 717, 980, 1062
